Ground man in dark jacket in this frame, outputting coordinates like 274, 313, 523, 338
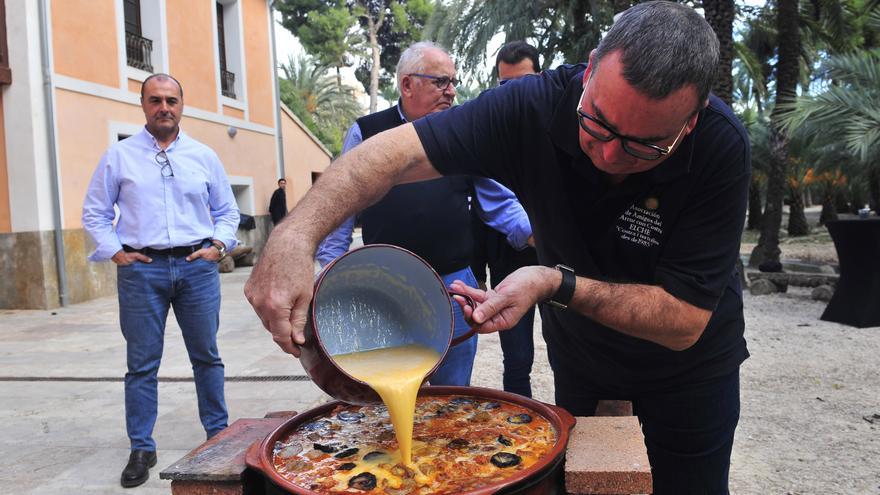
269, 178, 287, 225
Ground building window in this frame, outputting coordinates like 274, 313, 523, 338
216, 0, 244, 102
217, 2, 235, 99
124, 0, 153, 72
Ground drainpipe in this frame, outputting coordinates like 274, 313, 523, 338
268, 1, 285, 179
38, 0, 68, 307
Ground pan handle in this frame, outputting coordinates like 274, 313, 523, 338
548, 404, 577, 433
448, 290, 477, 346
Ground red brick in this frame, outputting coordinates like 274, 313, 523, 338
564, 416, 652, 495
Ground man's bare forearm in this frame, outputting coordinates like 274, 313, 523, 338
271, 124, 437, 253
567, 277, 712, 351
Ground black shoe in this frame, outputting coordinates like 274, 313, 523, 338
120, 450, 157, 488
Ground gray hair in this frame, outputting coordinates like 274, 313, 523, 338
396, 41, 448, 88
594, 1, 719, 109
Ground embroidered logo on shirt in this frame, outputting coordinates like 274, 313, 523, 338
616, 204, 663, 248
644, 197, 659, 210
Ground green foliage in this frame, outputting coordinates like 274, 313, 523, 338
778, 50, 880, 164
424, 0, 625, 82
277, 0, 360, 76
453, 80, 490, 104
277, 1, 433, 112
353, 0, 434, 95
298, 5, 361, 70
278, 55, 364, 156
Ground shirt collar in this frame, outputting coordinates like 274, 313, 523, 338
547, 67, 696, 185
140, 126, 184, 151
396, 100, 408, 123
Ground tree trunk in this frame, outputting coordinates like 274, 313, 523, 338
819, 192, 838, 225
366, 15, 380, 114
703, 0, 735, 105
787, 188, 810, 236
751, 127, 786, 267
747, 175, 763, 230
834, 188, 850, 215
750, 0, 799, 267
336, 66, 342, 89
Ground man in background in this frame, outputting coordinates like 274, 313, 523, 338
82, 73, 239, 488
472, 40, 542, 398
269, 178, 287, 225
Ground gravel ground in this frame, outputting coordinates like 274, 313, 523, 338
471, 281, 879, 494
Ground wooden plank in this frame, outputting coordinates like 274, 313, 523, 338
160, 417, 286, 482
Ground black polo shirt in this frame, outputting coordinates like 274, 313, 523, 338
413, 64, 750, 392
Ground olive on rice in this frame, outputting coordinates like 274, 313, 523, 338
348, 472, 377, 490
490, 452, 522, 468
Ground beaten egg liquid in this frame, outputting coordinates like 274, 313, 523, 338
332, 344, 440, 466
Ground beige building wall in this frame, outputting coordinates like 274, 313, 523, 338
281, 105, 332, 206
1, 0, 333, 309
242, 0, 274, 127
166, 0, 217, 113
51, 0, 119, 88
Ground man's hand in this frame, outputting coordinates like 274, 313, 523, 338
450, 266, 557, 334
244, 234, 315, 357
186, 246, 221, 262
111, 250, 151, 266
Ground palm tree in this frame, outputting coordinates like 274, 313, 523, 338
425, 0, 623, 78
778, 50, 880, 214
704, 0, 737, 104
279, 55, 364, 155
750, 0, 800, 268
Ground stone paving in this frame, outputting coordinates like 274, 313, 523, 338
0, 268, 323, 494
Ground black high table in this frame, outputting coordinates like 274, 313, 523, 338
820, 217, 880, 328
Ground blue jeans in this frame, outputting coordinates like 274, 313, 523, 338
117, 255, 227, 451
550, 353, 740, 495
428, 267, 478, 386
498, 307, 535, 397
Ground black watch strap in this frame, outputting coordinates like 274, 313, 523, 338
546, 264, 576, 310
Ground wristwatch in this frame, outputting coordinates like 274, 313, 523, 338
546, 264, 576, 310
210, 241, 227, 259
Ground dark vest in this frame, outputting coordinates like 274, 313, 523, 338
356, 103, 474, 275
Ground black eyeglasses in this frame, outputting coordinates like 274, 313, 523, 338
155, 150, 174, 177
408, 73, 460, 91
576, 88, 688, 161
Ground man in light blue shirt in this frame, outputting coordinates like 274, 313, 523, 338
82, 73, 239, 489
315, 42, 533, 387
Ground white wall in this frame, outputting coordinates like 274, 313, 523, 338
3, 0, 59, 232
